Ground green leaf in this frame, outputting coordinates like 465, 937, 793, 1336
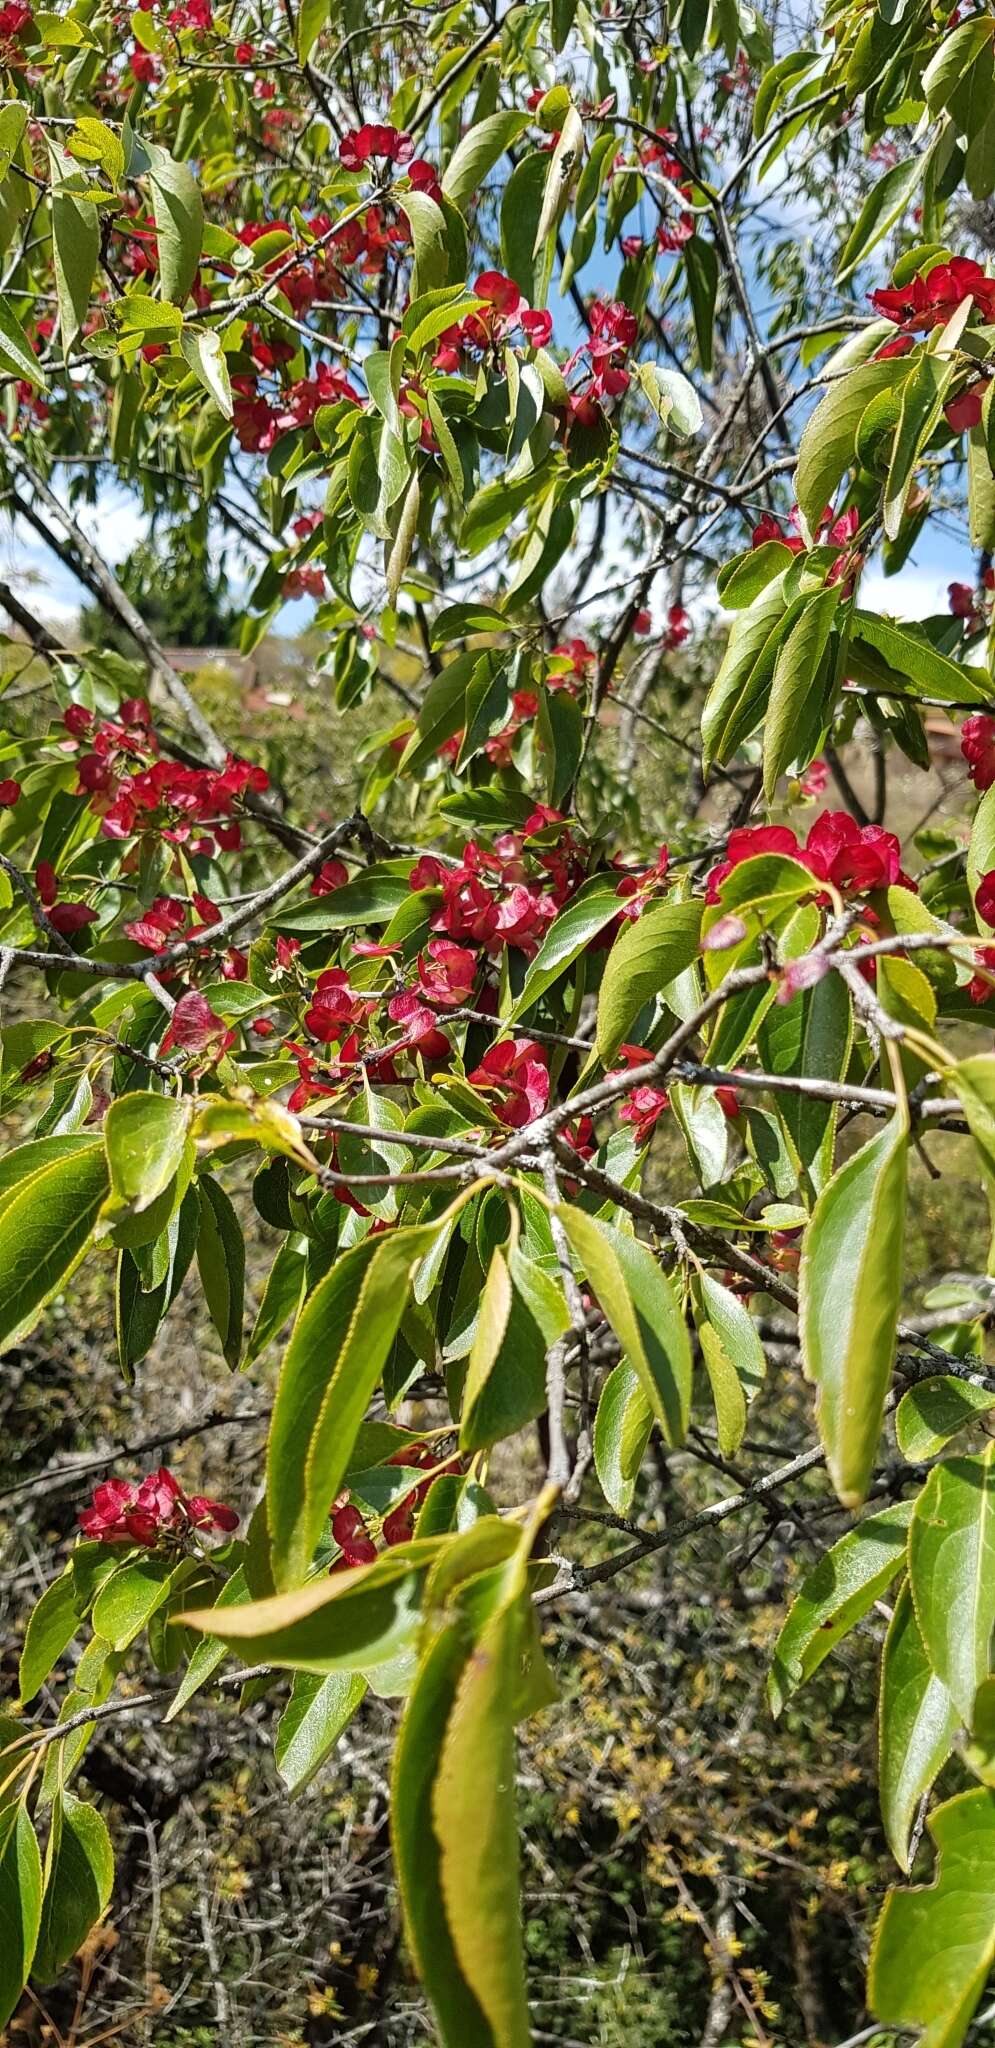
296, 0, 327, 61
950, 1055, 995, 1266
33, 1794, 114, 1985
500, 150, 553, 303
870, 1787, 995, 2047
593, 1361, 653, 1515
179, 328, 233, 417
556, 1207, 692, 1446
684, 234, 719, 374
0, 1807, 42, 2028
0, 294, 46, 391
880, 1582, 958, 1870
595, 899, 703, 1067
164, 1566, 249, 1721
91, 1555, 173, 1650
442, 111, 531, 208
507, 874, 622, 1022
182, 1544, 437, 1672
799, 1112, 908, 1506
146, 144, 204, 305
896, 1377, 995, 1462
459, 1242, 556, 1453
701, 575, 791, 770
276, 867, 412, 934
392, 1624, 492, 2044
883, 352, 954, 540
763, 584, 841, 798
400, 650, 501, 774
636, 361, 703, 438
196, 1174, 244, 1368
267, 1225, 435, 1589
837, 154, 927, 283
849, 609, 989, 705
923, 16, 995, 109
758, 970, 852, 1201
103, 1091, 191, 1224
19, 1569, 79, 1705
909, 1446, 995, 1720
768, 1499, 913, 1715
245, 1238, 307, 1367
402, 189, 450, 295
275, 1669, 366, 1793
67, 114, 125, 186
794, 358, 906, 535
433, 1596, 531, 2048
692, 1272, 766, 1455
533, 104, 584, 256
48, 144, 99, 354
0, 1141, 108, 1354
0, 101, 27, 183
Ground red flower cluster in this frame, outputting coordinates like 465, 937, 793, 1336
636, 129, 695, 248
467, 1037, 551, 1127
79, 1466, 238, 1547
63, 700, 268, 853
962, 714, 995, 791
611, 1044, 670, 1145
565, 298, 637, 428
752, 502, 860, 583
412, 820, 585, 959
331, 1441, 461, 1565
706, 813, 908, 903
433, 271, 552, 372
339, 123, 414, 170
870, 257, 995, 333
160, 990, 236, 1059
944, 378, 991, 433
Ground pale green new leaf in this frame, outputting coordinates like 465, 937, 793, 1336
556, 1207, 692, 1446
275, 1670, 367, 1793
896, 1376, 995, 1462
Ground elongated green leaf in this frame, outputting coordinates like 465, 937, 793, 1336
684, 233, 719, 374
48, 144, 98, 353
897, 1376, 995, 1462
532, 104, 584, 256
837, 154, 927, 283
459, 1242, 559, 1453
103, 1091, 191, 1221
402, 188, 450, 295
701, 576, 792, 770
593, 1361, 653, 1515
870, 1787, 995, 2047
507, 874, 622, 1022
557, 1207, 692, 1446
596, 898, 703, 1066
19, 1569, 79, 1705
267, 1224, 435, 1588
794, 359, 906, 535
91, 1556, 173, 1650
179, 328, 233, 417
275, 1669, 366, 1793
880, 1581, 958, 1870
182, 1543, 439, 1672
950, 1054, 995, 1267
769, 1499, 913, 1715
196, 1174, 244, 1368
147, 144, 203, 304
693, 1271, 766, 1456
433, 1596, 531, 2048
0, 1142, 108, 1354
763, 584, 840, 797
392, 1624, 491, 2043
0, 293, 46, 391
442, 111, 531, 208
799, 1112, 908, 1506
0, 1807, 42, 2027
849, 609, 989, 704
164, 1566, 249, 1721
883, 352, 953, 540
33, 1794, 114, 1984
296, 0, 327, 61
758, 969, 852, 1201
909, 1446, 995, 1719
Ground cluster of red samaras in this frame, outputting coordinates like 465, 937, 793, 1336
329, 1441, 462, 1566
79, 1466, 238, 1546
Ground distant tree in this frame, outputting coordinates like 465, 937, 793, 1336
81, 522, 238, 651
